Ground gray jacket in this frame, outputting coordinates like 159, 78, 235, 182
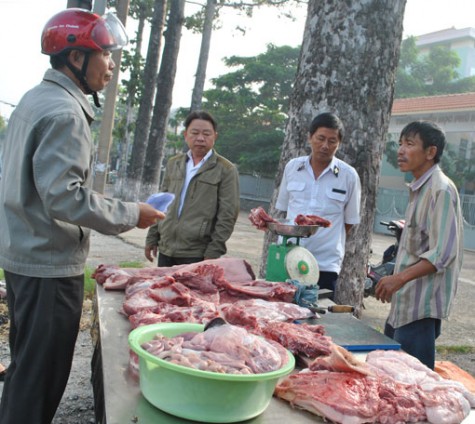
146, 151, 239, 258
0, 69, 139, 277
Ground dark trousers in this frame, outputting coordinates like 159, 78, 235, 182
318, 271, 338, 292
0, 271, 84, 424
384, 317, 441, 370
158, 252, 204, 267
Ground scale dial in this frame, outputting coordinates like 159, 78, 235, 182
285, 246, 320, 285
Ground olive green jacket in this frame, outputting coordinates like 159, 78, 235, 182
146, 151, 240, 259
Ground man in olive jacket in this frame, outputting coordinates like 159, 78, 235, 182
145, 111, 240, 266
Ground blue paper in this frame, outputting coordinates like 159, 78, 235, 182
145, 192, 175, 212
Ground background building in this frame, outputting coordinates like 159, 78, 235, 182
416, 27, 475, 79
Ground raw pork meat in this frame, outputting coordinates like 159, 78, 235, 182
122, 289, 162, 316
219, 299, 313, 328
294, 214, 331, 228
122, 275, 215, 316
128, 302, 219, 328
218, 279, 297, 303
435, 361, 475, 395
276, 348, 474, 424
258, 321, 333, 358
142, 324, 290, 374
366, 350, 475, 415
309, 343, 373, 376
248, 206, 278, 230
275, 370, 427, 424
93, 257, 256, 290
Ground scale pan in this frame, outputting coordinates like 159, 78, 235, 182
267, 221, 320, 238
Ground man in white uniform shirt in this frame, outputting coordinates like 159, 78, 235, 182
276, 112, 361, 296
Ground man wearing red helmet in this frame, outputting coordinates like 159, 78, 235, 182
0, 9, 163, 423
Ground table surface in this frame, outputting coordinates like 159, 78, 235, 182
91, 284, 473, 424
92, 284, 321, 424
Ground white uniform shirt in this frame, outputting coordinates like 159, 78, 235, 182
178, 150, 213, 216
275, 156, 361, 273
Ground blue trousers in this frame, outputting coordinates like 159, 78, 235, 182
384, 317, 441, 370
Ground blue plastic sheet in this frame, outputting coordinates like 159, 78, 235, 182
145, 192, 175, 213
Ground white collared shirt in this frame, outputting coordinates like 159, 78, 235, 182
178, 150, 213, 216
276, 155, 361, 273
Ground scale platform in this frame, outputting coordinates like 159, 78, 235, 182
304, 313, 400, 351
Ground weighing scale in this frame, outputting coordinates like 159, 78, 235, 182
265, 220, 321, 285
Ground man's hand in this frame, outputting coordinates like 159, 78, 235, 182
137, 203, 165, 229
375, 259, 437, 303
145, 245, 157, 262
375, 274, 405, 303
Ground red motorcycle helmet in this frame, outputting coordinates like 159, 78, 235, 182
41, 8, 128, 56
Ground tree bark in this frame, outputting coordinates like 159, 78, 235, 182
190, 0, 217, 112
114, 2, 148, 199
124, 0, 167, 201
140, 0, 186, 199
260, 0, 407, 315
92, 0, 129, 194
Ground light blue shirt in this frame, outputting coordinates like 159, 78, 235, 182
178, 150, 213, 216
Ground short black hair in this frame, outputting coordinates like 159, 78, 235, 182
308, 112, 344, 141
184, 111, 217, 132
400, 121, 446, 163
50, 52, 69, 70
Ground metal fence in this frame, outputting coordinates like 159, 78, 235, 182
239, 174, 475, 251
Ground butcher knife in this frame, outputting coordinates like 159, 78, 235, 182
307, 305, 355, 314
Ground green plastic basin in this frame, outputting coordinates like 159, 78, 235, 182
128, 322, 295, 423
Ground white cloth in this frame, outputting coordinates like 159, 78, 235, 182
178, 150, 213, 216
276, 155, 361, 273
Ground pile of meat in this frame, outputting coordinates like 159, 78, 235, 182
93, 258, 474, 423
142, 323, 290, 374
248, 206, 331, 230
93, 258, 333, 372
276, 346, 475, 424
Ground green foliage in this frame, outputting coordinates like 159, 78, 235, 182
395, 36, 475, 98
383, 138, 474, 190
200, 44, 300, 176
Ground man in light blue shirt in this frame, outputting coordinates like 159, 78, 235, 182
145, 111, 240, 266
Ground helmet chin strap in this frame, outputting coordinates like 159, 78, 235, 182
65, 53, 101, 107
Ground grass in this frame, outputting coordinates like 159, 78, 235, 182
84, 260, 145, 299
436, 345, 475, 355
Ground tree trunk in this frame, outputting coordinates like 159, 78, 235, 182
92, 0, 129, 194
114, 3, 147, 199
140, 0, 186, 199
124, 0, 167, 201
190, 0, 217, 112
260, 0, 407, 315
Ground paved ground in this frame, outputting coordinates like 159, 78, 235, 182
113, 211, 475, 348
